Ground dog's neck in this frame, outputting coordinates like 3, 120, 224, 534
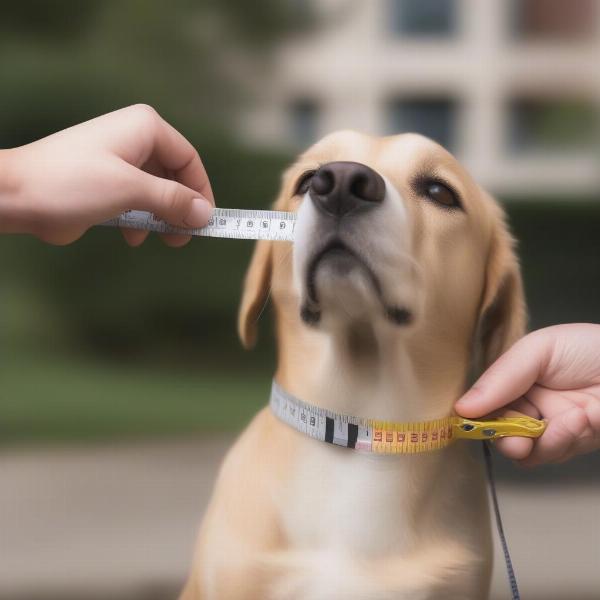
274, 318, 470, 424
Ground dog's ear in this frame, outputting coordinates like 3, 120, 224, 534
238, 163, 297, 349
238, 239, 273, 349
476, 201, 527, 370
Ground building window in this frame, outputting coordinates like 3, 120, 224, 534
387, 97, 458, 150
389, 0, 457, 37
508, 97, 599, 153
290, 98, 319, 147
512, 0, 597, 39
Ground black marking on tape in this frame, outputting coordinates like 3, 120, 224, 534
347, 423, 358, 448
325, 417, 334, 443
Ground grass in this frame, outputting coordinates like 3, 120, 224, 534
1, 351, 272, 444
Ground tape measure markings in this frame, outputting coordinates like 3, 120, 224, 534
270, 381, 545, 455
100, 208, 296, 241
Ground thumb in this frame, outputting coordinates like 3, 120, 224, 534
127, 169, 214, 228
455, 331, 550, 418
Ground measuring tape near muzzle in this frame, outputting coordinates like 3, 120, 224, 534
100, 208, 296, 241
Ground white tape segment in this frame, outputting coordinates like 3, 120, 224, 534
270, 381, 374, 451
100, 208, 296, 241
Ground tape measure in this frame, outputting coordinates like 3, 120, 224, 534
270, 381, 546, 455
100, 208, 296, 241
271, 382, 536, 599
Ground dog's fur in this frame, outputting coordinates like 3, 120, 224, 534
181, 131, 526, 600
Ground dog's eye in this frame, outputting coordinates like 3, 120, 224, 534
417, 178, 462, 209
294, 170, 316, 196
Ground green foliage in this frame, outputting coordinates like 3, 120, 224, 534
0, 0, 311, 147
0, 1, 105, 41
505, 200, 600, 329
1, 352, 271, 444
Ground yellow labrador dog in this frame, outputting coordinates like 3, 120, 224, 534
181, 131, 525, 600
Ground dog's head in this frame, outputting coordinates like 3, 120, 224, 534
239, 131, 525, 373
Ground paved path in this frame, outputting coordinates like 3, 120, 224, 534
1, 437, 598, 599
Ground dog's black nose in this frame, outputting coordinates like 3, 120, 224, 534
309, 161, 385, 217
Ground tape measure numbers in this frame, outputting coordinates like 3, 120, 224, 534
270, 381, 545, 455
100, 208, 296, 241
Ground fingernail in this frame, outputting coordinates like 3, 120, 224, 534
184, 198, 213, 228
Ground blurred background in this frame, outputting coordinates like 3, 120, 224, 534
1, 1, 598, 599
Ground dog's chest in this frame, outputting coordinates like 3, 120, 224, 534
269, 440, 488, 600
280, 441, 422, 555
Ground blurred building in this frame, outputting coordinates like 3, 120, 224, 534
240, 0, 600, 197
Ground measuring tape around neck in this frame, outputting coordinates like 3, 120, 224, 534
271, 381, 533, 598
100, 208, 296, 241
270, 381, 545, 455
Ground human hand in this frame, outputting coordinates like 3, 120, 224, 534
455, 323, 600, 467
0, 104, 213, 246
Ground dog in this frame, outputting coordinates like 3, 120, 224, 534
180, 131, 526, 600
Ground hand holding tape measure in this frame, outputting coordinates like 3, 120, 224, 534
455, 323, 600, 467
0, 105, 214, 246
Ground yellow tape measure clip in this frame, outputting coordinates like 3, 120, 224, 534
452, 415, 546, 441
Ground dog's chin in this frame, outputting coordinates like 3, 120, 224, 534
300, 253, 413, 328
316, 256, 379, 318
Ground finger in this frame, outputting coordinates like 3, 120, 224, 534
586, 394, 600, 439
121, 228, 149, 247
570, 431, 600, 459
124, 166, 214, 229
139, 153, 169, 179
524, 383, 575, 419
159, 233, 192, 247
488, 396, 542, 419
495, 436, 534, 461
519, 406, 590, 467
493, 402, 539, 460
125, 105, 214, 204
555, 449, 578, 464
455, 330, 552, 418
36, 226, 87, 246
561, 403, 600, 460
